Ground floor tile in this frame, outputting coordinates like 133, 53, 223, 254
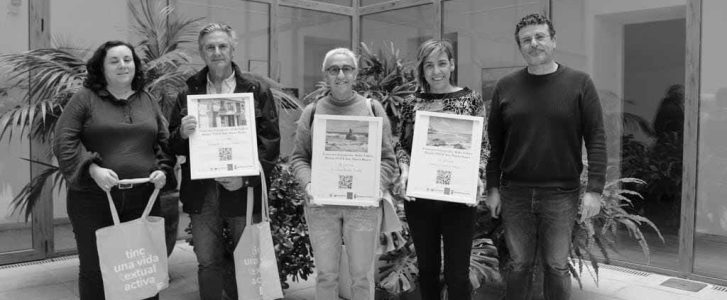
0, 282, 77, 300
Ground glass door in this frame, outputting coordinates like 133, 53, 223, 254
694, 0, 727, 281
0, 0, 48, 264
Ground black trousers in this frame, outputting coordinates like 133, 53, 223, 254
67, 184, 160, 300
405, 199, 476, 300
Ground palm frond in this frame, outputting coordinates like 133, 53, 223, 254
128, 0, 203, 63
8, 158, 63, 222
239, 71, 303, 111
0, 49, 84, 141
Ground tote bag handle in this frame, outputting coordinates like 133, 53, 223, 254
105, 178, 161, 225
246, 162, 269, 226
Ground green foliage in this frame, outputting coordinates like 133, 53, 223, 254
377, 242, 418, 295
268, 159, 314, 288
355, 42, 417, 132
569, 175, 664, 288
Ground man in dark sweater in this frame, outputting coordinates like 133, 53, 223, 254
485, 14, 606, 300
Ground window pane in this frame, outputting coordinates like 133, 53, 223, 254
360, 0, 390, 6
278, 7, 351, 97
553, 0, 686, 271
361, 5, 433, 64
695, 0, 727, 280
314, 0, 352, 6
175, 0, 270, 75
1, 0, 34, 254
444, 0, 546, 101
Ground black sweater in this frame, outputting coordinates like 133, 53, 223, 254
485, 65, 607, 194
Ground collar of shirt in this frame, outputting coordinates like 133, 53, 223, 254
206, 71, 236, 94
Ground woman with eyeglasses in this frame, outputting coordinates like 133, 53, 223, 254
290, 47, 397, 300
393, 39, 487, 300
53, 40, 172, 300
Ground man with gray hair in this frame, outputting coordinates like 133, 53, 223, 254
167, 23, 280, 300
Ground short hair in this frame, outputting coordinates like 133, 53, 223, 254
415, 39, 455, 93
84, 40, 144, 92
514, 13, 556, 47
321, 47, 358, 72
197, 23, 237, 48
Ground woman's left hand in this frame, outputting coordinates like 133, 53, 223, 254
149, 170, 167, 189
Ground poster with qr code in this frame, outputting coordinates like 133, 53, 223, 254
406, 111, 483, 204
187, 93, 259, 179
310, 115, 382, 207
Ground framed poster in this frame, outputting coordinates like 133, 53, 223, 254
187, 93, 259, 179
406, 111, 483, 205
310, 115, 382, 207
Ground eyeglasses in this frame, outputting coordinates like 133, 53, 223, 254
326, 65, 356, 76
519, 33, 551, 46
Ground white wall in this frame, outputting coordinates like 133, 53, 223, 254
696, 0, 727, 236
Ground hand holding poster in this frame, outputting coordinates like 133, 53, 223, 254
186, 93, 259, 179
310, 115, 382, 206
406, 111, 483, 205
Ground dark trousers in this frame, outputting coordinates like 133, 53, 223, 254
67, 184, 160, 300
405, 199, 476, 300
189, 186, 248, 300
500, 183, 579, 300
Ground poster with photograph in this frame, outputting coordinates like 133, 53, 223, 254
310, 115, 382, 207
406, 111, 483, 204
187, 93, 259, 179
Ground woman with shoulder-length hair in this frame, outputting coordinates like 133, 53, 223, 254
394, 39, 487, 300
53, 40, 173, 300
289, 47, 397, 300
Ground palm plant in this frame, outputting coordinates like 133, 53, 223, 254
0, 0, 203, 221
569, 176, 664, 288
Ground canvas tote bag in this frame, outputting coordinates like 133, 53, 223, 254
234, 165, 284, 300
95, 178, 169, 300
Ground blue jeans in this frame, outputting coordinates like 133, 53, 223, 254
404, 199, 476, 300
500, 183, 579, 300
304, 205, 381, 300
67, 184, 160, 300
189, 186, 248, 300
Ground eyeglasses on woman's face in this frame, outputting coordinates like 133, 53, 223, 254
325, 65, 356, 76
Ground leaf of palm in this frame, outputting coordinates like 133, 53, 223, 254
128, 0, 203, 62
0, 50, 82, 141
8, 158, 61, 222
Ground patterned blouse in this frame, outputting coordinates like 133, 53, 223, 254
395, 87, 489, 178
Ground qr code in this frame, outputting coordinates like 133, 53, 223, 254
436, 170, 451, 185
338, 175, 353, 189
218, 147, 232, 161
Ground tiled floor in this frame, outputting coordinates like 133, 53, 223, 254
0, 242, 316, 300
1, 241, 725, 300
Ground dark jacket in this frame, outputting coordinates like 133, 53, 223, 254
168, 62, 280, 216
